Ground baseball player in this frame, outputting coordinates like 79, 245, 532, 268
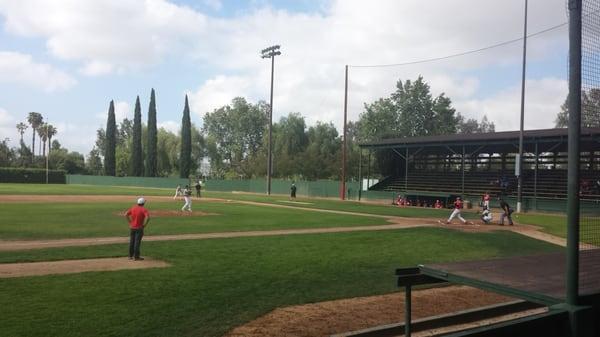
480, 206, 493, 224
181, 185, 192, 212
444, 197, 468, 225
173, 185, 182, 199
498, 196, 514, 226
482, 192, 490, 209
125, 197, 150, 261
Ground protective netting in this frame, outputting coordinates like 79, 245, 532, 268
579, 0, 600, 295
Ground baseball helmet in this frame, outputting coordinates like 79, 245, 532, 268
137, 197, 146, 205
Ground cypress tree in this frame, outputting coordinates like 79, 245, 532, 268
104, 100, 116, 176
132, 96, 143, 176
145, 88, 158, 177
180, 95, 192, 178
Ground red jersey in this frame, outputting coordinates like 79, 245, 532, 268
483, 194, 490, 201
434, 201, 442, 209
126, 205, 149, 229
453, 200, 463, 209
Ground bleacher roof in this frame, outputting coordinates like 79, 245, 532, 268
359, 128, 600, 154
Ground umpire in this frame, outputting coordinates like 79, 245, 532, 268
498, 196, 514, 226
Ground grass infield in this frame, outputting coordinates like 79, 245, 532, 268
0, 228, 561, 337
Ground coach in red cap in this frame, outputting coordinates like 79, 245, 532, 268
125, 197, 150, 261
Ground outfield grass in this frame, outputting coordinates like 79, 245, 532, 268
0, 228, 561, 337
0, 201, 386, 240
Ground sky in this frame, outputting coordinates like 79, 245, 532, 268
0, 0, 569, 155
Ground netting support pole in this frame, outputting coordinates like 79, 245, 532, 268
517, 0, 528, 213
534, 141, 539, 211
566, 0, 581, 312
405, 147, 409, 192
358, 148, 362, 201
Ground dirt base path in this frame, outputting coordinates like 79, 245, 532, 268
0, 257, 170, 278
0, 222, 434, 251
224, 285, 515, 337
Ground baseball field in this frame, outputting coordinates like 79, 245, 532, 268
0, 184, 567, 336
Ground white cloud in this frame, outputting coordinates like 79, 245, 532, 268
0, 0, 571, 147
188, 75, 256, 116
94, 101, 131, 121
0, 107, 16, 142
0, 51, 76, 91
457, 78, 567, 131
158, 120, 179, 134
0, 0, 207, 76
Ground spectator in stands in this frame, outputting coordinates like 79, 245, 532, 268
434, 199, 443, 209
499, 175, 509, 190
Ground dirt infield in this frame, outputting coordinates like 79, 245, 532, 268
0, 257, 170, 278
224, 285, 516, 337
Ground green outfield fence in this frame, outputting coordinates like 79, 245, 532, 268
66, 175, 360, 199
204, 178, 361, 199
66, 175, 189, 189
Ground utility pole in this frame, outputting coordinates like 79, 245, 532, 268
261, 45, 281, 195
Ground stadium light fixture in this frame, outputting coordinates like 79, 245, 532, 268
261, 45, 281, 195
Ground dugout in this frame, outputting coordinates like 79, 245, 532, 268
357, 127, 600, 211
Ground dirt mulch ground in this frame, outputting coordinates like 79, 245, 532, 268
0, 257, 170, 278
224, 285, 514, 337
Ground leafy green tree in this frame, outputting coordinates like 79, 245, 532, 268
26, 112, 43, 162
104, 100, 116, 176
203, 97, 268, 177
356, 98, 398, 142
157, 128, 179, 177
394, 77, 435, 137
0, 138, 15, 166
432, 94, 459, 135
555, 89, 600, 128
457, 114, 495, 134
180, 95, 192, 178
191, 124, 205, 176
271, 113, 308, 177
132, 96, 143, 176
145, 88, 158, 177
48, 142, 86, 174
86, 147, 103, 175
301, 122, 341, 179
116, 143, 131, 177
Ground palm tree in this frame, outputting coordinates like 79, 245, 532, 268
46, 124, 57, 155
38, 124, 49, 158
16, 122, 28, 142
27, 112, 43, 162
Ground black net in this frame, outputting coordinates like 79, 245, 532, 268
580, 0, 600, 296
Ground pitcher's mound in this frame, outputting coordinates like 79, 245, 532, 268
0, 257, 170, 278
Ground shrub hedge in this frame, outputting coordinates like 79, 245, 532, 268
0, 167, 66, 183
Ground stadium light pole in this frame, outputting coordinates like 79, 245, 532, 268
261, 45, 281, 196
517, 0, 528, 213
